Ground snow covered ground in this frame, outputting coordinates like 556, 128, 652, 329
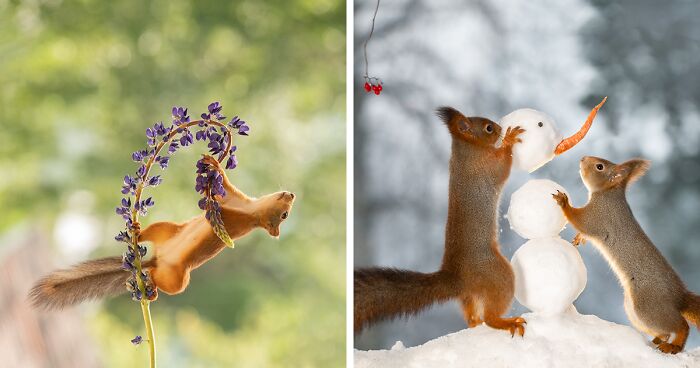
355, 309, 700, 368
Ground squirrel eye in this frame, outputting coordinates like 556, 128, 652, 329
484, 124, 493, 134
281, 211, 288, 220
538, 122, 543, 127
596, 163, 604, 171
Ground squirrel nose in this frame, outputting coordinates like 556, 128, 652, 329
288, 192, 295, 199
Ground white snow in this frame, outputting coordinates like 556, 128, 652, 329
507, 179, 569, 239
499, 109, 562, 173
355, 310, 700, 368
511, 238, 587, 316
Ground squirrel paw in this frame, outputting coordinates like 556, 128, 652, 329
502, 126, 525, 148
657, 342, 682, 354
508, 317, 527, 338
552, 190, 569, 208
487, 316, 526, 338
201, 154, 224, 172
572, 233, 586, 247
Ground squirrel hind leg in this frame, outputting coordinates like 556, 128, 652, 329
151, 265, 190, 295
656, 321, 689, 354
139, 221, 183, 245
461, 298, 484, 328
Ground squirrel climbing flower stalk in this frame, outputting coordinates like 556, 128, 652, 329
116, 102, 250, 367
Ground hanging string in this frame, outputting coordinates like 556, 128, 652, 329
362, 0, 383, 95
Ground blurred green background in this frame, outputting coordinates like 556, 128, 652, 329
0, 0, 345, 367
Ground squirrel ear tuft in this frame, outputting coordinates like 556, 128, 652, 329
436, 106, 462, 125
617, 158, 651, 186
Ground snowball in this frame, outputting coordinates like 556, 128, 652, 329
511, 237, 587, 316
499, 109, 562, 172
507, 179, 569, 239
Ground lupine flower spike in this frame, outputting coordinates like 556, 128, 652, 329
114, 102, 250, 367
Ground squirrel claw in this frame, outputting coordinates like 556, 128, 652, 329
552, 190, 569, 208
201, 154, 223, 172
503, 126, 525, 147
657, 342, 682, 354
508, 317, 527, 338
572, 233, 586, 247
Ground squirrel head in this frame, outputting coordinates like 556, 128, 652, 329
436, 107, 501, 147
255, 191, 295, 237
579, 156, 650, 192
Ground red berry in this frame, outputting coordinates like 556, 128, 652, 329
364, 82, 371, 92
377, 84, 383, 92
373, 85, 381, 95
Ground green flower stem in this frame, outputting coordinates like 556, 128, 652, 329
140, 300, 156, 368
126, 118, 234, 368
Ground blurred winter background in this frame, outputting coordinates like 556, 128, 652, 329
355, 0, 700, 350
0, 0, 345, 367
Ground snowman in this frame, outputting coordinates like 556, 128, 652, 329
500, 97, 607, 315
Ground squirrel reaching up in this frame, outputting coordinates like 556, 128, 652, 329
354, 107, 526, 336
30, 154, 295, 310
553, 156, 700, 354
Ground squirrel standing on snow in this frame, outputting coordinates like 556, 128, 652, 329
553, 156, 700, 354
31, 154, 295, 310
354, 107, 527, 336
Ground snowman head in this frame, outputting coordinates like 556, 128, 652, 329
499, 97, 607, 173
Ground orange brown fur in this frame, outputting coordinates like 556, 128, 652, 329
354, 107, 526, 336
553, 156, 700, 354
30, 155, 294, 309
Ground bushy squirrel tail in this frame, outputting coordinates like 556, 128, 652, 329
29, 256, 154, 310
354, 268, 460, 333
682, 292, 700, 330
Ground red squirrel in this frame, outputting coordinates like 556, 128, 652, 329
31, 155, 295, 309
553, 156, 700, 354
354, 108, 526, 336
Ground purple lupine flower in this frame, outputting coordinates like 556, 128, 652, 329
180, 129, 194, 146
122, 198, 131, 208
229, 116, 250, 135
225, 154, 237, 170
115, 231, 130, 243
198, 197, 207, 210
172, 107, 190, 125
126, 278, 138, 292
154, 121, 169, 136
136, 165, 147, 179
147, 175, 162, 187
132, 150, 147, 162
228, 116, 241, 128
156, 156, 169, 169
168, 141, 179, 153
122, 250, 136, 270
195, 129, 207, 141
145, 286, 157, 300
201, 101, 226, 121
116, 206, 130, 220
131, 335, 143, 345
131, 288, 143, 301
122, 175, 138, 194
208, 102, 222, 115
138, 244, 147, 257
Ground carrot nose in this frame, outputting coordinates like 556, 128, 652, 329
554, 97, 607, 155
